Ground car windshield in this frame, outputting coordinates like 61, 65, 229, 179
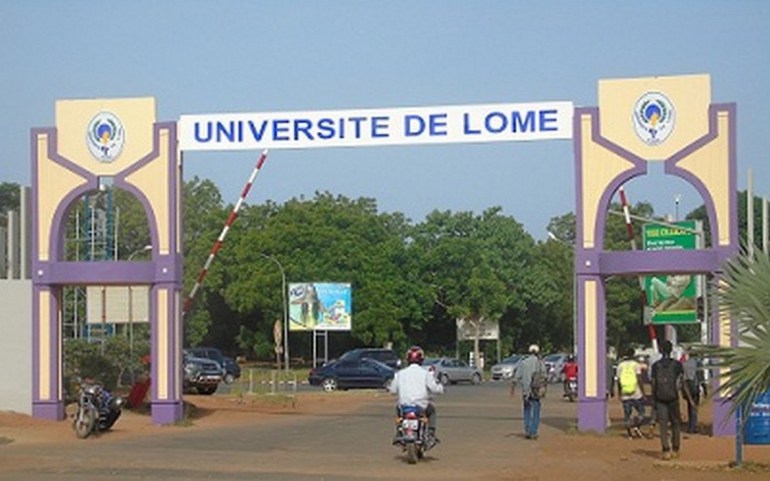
502, 355, 521, 364
338, 350, 360, 362
423, 358, 440, 366
545, 354, 563, 362
364, 358, 392, 372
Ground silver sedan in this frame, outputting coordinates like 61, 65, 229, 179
424, 357, 483, 385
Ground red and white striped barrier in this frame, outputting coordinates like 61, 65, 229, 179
183, 149, 269, 316
617, 186, 658, 350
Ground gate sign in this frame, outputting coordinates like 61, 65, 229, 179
643, 221, 702, 324
179, 101, 573, 151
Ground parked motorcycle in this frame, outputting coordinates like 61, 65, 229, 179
72, 380, 125, 439
392, 405, 436, 464
563, 376, 578, 402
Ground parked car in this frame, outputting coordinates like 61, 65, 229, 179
182, 349, 223, 395
490, 354, 524, 381
337, 348, 402, 370
424, 357, 483, 385
543, 353, 570, 383
186, 346, 241, 384
308, 357, 395, 392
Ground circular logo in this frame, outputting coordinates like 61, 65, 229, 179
632, 92, 676, 146
86, 112, 125, 162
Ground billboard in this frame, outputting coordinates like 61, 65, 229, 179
288, 283, 351, 331
643, 221, 701, 324
456, 318, 500, 341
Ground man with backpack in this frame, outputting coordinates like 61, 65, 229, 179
651, 340, 694, 460
616, 347, 648, 438
511, 344, 547, 440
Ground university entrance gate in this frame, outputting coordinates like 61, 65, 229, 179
30, 74, 737, 434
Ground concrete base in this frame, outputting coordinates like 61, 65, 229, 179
151, 400, 184, 425
578, 397, 608, 433
32, 400, 65, 421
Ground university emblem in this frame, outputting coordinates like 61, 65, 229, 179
86, 112, 125, 162
632, 92, 675, 146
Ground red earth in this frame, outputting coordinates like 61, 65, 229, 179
2, 391, 770, 480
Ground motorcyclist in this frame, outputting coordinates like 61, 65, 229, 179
388, 346, 444, 442
561, 354, 578, 396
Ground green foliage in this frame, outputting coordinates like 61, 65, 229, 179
696, 246, 770, 420
112, 189, 152, 259
0, 182, 21, 227
63, 333, 150, 398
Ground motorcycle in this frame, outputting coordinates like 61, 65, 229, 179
392, 405, 436, 464
563, 376, 578, 402
72, 380, 125, 439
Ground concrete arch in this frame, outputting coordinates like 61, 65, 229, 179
573, 75, 737, 435
31, 98, 184, 424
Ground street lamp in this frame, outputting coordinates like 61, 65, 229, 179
127, 244, 152, 382
548, 231, 577, 355
259, 253, 289, 373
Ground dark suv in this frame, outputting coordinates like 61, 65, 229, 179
182, 349, 222, 395
338, 348, 402, 370
186, 347, 242, 384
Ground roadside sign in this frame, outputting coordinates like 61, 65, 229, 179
643, 220, 702, 324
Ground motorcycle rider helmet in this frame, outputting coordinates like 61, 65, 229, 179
567, 354, 575, 362
406, 346, 425, 365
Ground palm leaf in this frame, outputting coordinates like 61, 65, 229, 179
695, 245, 770, 422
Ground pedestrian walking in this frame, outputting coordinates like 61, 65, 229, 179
511, 344, 547, 439
616, 347, 649, 438
651, 340, 694, 460
681, 350, 700, 434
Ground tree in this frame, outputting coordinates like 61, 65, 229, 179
686, 190, 767, 249
0, 182, 21, 227
698, 246, 770, 421
220, 192, 418, 358
112, 188, 152, 259
410, 208, 535, 363
180, 177, 228, 346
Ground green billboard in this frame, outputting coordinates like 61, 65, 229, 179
643, 220, 701, 324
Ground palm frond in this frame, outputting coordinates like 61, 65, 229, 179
695, 245, 770, 421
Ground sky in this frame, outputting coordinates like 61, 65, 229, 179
1, 1, 768, 239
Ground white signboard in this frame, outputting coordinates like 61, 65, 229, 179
86, 285, 150, 324
179, 101, 573, 151
456, 318, 499, 341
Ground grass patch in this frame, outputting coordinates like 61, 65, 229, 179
727, 461, 770, 472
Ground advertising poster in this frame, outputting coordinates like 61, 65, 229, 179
288, 282, 352, 331
643, 220, 701, 324
456, 318, 500, 341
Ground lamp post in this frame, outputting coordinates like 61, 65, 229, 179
127, 245, 152, 383
260, 253, 289, 373
548, 231, 577, 355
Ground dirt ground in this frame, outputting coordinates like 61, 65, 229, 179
2, 392, 770, 480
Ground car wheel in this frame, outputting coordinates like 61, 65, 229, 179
439, 373, 449, 385
223, 373, 235, 384
471, 373, 482, 385
321, 378, 338, 392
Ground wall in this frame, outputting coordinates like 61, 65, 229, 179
0, 280, 32, 414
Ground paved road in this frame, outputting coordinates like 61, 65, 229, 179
0, 382, 579, 480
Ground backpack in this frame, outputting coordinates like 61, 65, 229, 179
653, 358, 680, 402
530, 361, 548, 399
618, 361, 638, 396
